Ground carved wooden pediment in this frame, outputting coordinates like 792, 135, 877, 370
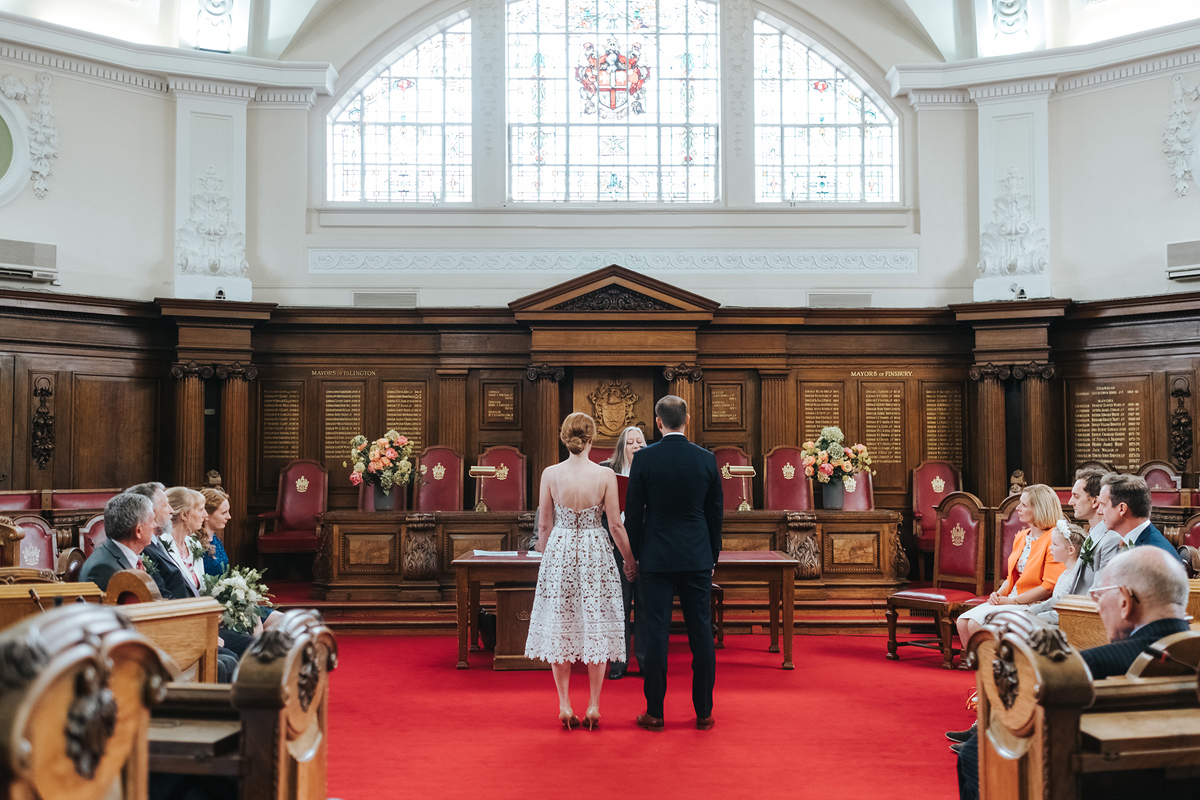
509, 265, 719, 320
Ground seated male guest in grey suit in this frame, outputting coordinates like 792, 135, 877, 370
624, 395, 723, 731
957, 546, 1191, 800
80, 492, 158, 591
126, 482, 200, 601
1096, 474, 1183, 562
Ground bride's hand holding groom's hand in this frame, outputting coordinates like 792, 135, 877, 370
623, 560, 638, 582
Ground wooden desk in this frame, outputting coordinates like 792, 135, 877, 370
451, 550, 800, 671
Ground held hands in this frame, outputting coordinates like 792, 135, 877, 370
623, 559, 638, 582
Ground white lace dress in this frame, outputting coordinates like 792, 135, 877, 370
524, 502, 627, 665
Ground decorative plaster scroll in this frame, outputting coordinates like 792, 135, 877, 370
309, 249, 918, 273
0, 71, 56, 198
977, 168, 1048, 278
1165, 73, 1200, 197
991, 0, 1029, 37
175, 167, 249, 279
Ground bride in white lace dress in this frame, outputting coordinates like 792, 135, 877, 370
525, 412, 637, 731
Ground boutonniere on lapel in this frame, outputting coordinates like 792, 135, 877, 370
1078, 534, 1097, 569
187, 535, 206, 561
141, 553, 159, 576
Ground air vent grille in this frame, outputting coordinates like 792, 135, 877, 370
808, 292, 872, 308
353, 292, 418, 308
1168, 241, 1200, 281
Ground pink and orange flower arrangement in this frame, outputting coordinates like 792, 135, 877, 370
800, 426, 873, 491
345, 430, 414, 495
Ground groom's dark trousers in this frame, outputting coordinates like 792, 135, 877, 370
624, 432, 723, 720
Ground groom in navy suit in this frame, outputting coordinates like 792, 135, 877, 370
624, 395, 723, 731
1097, 474, 1185, 563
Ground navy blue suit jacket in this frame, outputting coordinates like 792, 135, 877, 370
1131, 522, 1184, 563
1081, 616, 1192, 679
623, 434, 723, 573
142, 538, 200, 600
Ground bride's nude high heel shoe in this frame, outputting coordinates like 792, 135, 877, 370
584, 707, 601, 731
559, 708, 579, 730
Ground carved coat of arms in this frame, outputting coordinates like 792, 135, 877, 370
951, 523, 966, 547
587, 380, 640, 437
575, 38, 650, 120
432, 463, 446, 480
782, 463, 796, 480
295, 476, 310, 493
931, 476, 946, 493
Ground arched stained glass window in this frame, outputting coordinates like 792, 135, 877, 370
754, 19, 897, 203
507, 0, 719, 203
328, 18, 471, 202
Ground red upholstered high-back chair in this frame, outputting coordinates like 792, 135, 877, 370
257, 459, 329, 559
1053, 487, 1072, 504
1181, 513, 1200, 549
80, 514, 107, 557
912, 461, 961, 580
588, 446, 615, 465
763, 446, 813, 512
475, 446, 527, 512
713, 446, 753, 512
991, 493, 1024, 591
842, 471, 875, 511
414, 446, 464, 512
1138, 460, 1182, 506
886, 491, 987, 670
0, 491, 40, 511
2, 514, 57, 570
47, 489, 121, 510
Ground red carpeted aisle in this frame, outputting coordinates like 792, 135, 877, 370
327, 634, 974, 800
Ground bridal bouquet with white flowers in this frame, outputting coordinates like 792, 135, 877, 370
202, 566, 273, 633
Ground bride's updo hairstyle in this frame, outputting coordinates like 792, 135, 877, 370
560, 412, 595, 455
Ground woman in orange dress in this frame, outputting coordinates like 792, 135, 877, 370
955, 483, 1066, 645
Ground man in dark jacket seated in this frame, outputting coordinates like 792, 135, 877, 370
957, 546, 1192, 800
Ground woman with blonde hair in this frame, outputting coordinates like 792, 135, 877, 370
163, 486, 208, 593
525, 412, 637, 730
955, 484, 1066, 646
599, 425, 648, 680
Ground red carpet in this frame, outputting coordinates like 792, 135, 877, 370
327, 634, 974, 799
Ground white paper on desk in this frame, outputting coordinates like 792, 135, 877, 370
471, 550, 541, 557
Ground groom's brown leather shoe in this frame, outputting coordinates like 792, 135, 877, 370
636, 713, 665, 732
696, 716, 714, 730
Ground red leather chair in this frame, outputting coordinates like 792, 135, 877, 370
990, 493, 1024, 592
886, 491, 987, 669
80, 514, 107, 557
475, 446, 527, 512
3, 514, 57, 571
842, 471, 875, 511
47, 489, 121, 510
414, 446, 464, 512
1181, 513, 1200, 549
0, 491, 40, 511
588, 446, 615, 465
1138, 460, 1182, 506
763, 446, 813, 512
713, 446, 753, 512
258, 460, 329, 559
912, 461, 961, 581
1053, 487, 1073, 504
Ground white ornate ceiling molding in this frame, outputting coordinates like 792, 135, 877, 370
308, 249, 919, 273
1165, 72, 1200, 197
168, 77, 257, 101
968, 78, 1057, 101
0, 11, 336, 98
1056, 49, 1200, 96
252, 89, 318, 110
0, 71, 56, 199
907, 90, 972, 110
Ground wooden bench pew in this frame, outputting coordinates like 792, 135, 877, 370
1057, 577, 1200, 649
0, 603, 174, 800
968, 610, 1200, 800
148, 609, 338, 800
115, 591, 225, 683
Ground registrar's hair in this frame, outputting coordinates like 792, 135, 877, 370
1023, 484, 1063, 530
1102, 473, 1152, 519
104, 492, 154, 543
1102, 546, 1189, 608
1074, 467, 1110, 499
655, 395, 687, 430
560, 412, 595, 455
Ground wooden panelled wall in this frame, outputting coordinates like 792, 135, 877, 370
1, 275, 1198, 566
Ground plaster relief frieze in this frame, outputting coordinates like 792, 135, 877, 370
0, 71, 56, 198
978, 168, 1048, 279
1165, 72, 1200, 197
724, 0, 751, 159
175, 167, 249, 279
309, 249, 918, 273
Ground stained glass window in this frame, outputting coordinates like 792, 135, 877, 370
328, 19, 471, 202
507, 0, 719, 203
754, 19, 896, 203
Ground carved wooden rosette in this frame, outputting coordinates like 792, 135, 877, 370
516, 510, 537, 551
1171, 378, 1193, 472
171, 360, 214, 487
31, 376, 54, 471
526, 363, 565, 504
785, 512, 819, 579
402, 513, 438, 581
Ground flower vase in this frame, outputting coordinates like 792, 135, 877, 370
358, 482, 406, 513
821, 480, 844, 510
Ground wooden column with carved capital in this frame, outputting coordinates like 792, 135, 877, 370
436, 369, 468, 454
970, 366, 1008, 507
760, 370, 791, 452
1018, 362, 1057, 486
663, 363, 703, 436
527, 363, 564, 504
170, 361, 212, 488
216, 362, 257, 567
